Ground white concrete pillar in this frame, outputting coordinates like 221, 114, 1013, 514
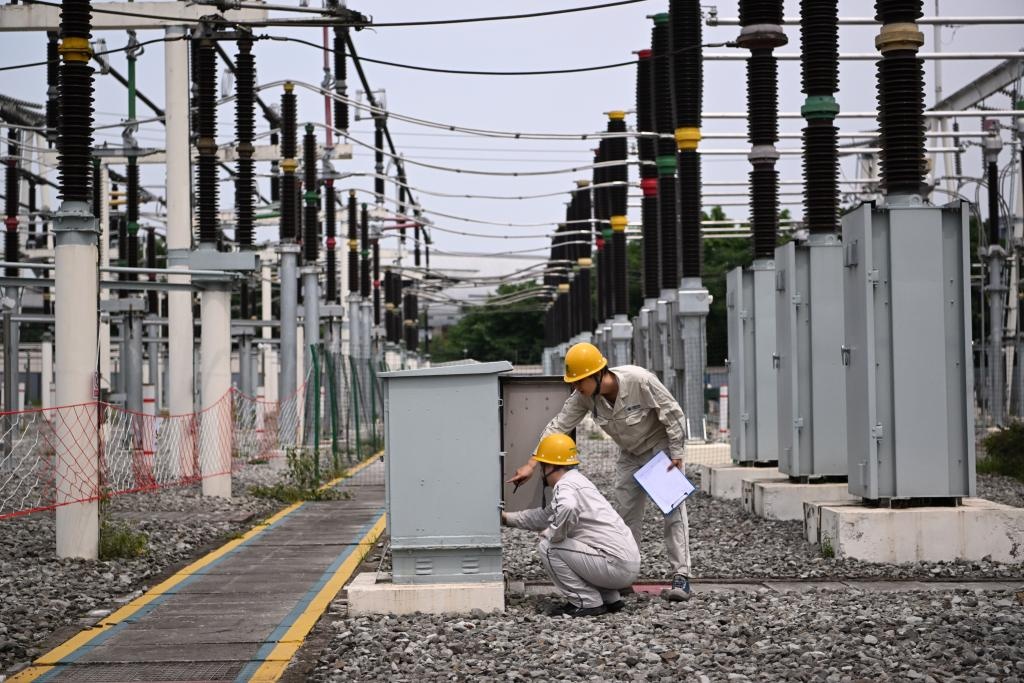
98, 165, 111, 393
200, 286, 231, 499
165, 25, 195, 477
41, 333, 52, 412
55, 240, 99, 559
264, 347, 279, 402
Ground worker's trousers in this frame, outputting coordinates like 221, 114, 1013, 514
537, 537, 640, 609
613, 451, 692, 577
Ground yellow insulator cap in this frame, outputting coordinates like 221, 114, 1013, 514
557, 283, 571, 293
577, 257, 593, 268
675, 127, 702, 151
284, 81, 295, 92
610, 215, 628, 232
875, 22, 924, 53
59, 36, 92, 63
280, 159, 298, 173
608, 111, 626, 121
385, 302, 396, 311
348, 239, 358, 250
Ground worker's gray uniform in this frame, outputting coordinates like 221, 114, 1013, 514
538, 365, 692, 577
505, 469, 640, 609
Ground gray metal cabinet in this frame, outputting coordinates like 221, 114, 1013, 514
499, 375, 572, 513
380, 361, 512, 584
775, 236, 847, 477
841, 202, 975, 500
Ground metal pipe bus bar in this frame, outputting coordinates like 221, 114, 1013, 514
703, 52, 1021, 60
707, 16, 1024, 26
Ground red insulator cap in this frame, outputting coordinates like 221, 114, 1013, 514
326, 237, 336, 248
4, 216, 17, 230
373, 279, 380, 287
640, 177, 658, 197
595, 237, 605, 250
637, 49, 652, 59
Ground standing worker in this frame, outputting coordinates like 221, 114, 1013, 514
502, 433, 640, 617
508, 342, 693, 600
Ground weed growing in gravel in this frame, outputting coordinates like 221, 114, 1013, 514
821, 535, 835, 559
248, 447, 353, 502
979, 423, 1024, 482
99, 520, 148, 560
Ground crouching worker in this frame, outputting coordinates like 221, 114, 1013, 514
502, 433, 640, 617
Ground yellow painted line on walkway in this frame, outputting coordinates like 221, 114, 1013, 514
9, 449, 386, 683
247, 512, 387, 682
319, 448, 384, 490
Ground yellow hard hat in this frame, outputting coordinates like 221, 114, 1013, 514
563, 342, 608, 383
533, 433, 581, 467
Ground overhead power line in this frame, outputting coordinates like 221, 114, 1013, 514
260, 34, 733, 76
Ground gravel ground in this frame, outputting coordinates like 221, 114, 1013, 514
0, 462, 287, 675
496, 437, 1024, 583
309, 588, 1024, 682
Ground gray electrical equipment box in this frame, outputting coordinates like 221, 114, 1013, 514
380, 361, 512, 584
726, 263, 779, 463
774, 236, 847, 477
842, 201, 976, 501
499, 376, 573, 513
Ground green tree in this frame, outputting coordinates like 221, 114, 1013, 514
431, 282, 546, 364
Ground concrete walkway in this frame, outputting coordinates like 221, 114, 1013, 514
12, 458, 386, 683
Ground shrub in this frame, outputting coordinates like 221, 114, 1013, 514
99, 520, 148, 560
979, 422, 1024, 482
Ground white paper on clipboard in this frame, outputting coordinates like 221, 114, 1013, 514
632, 450, 696, 515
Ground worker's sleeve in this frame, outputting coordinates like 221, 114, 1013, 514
504, 503, 553, 532
545, 485, 581, 544
642, 375, 687, 461
534, 391, 590, 453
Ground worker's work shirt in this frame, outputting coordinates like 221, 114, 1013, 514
539, 365, 687, 460
504, 469, 639, 563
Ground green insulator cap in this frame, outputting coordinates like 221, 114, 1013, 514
1016, 98, 1024, 111
127, 222, 139, 235
304, 191, 320, 202
800, 95, 840, 120
601, 228, 613, 239
305, 123, 315, 133
656, 155, 676, 176
652, 12, 669, 25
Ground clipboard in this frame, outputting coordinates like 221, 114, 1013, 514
632, 450, 696, 515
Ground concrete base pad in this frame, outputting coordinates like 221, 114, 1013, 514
804, 498, 1024, 563
743, 479, 858, 521
347, 572, 505, 616
699, 463, 785, 500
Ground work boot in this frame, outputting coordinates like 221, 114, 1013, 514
618, 585, 635, 596
605, 599, 625, 613
662, 574, 692, 602
547, 602, 608, 618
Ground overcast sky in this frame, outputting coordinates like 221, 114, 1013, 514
1, 0, 1021, 300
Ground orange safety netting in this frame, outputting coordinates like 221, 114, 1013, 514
0, 384, 306, 521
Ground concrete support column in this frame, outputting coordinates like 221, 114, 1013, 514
278, 246, 298, 405
125, 312, 144, 414
987, 248, 1006, 426
97, 165, 111, 395
54, 202, 99, 559
165, 25, 194, 475
677, 280, 710, 442
239, 333, 252, 395
199, 285, 232, 498
302, 267, 320, 370
41, 332, 53, 412
2, 293, 18, 414
147, 327, 160, 411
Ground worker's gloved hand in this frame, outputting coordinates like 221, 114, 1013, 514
667, 458, 683, 472
507, 461, 537, 486
500, 512, 509, 526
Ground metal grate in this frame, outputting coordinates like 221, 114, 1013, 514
49, 661, 245, 682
